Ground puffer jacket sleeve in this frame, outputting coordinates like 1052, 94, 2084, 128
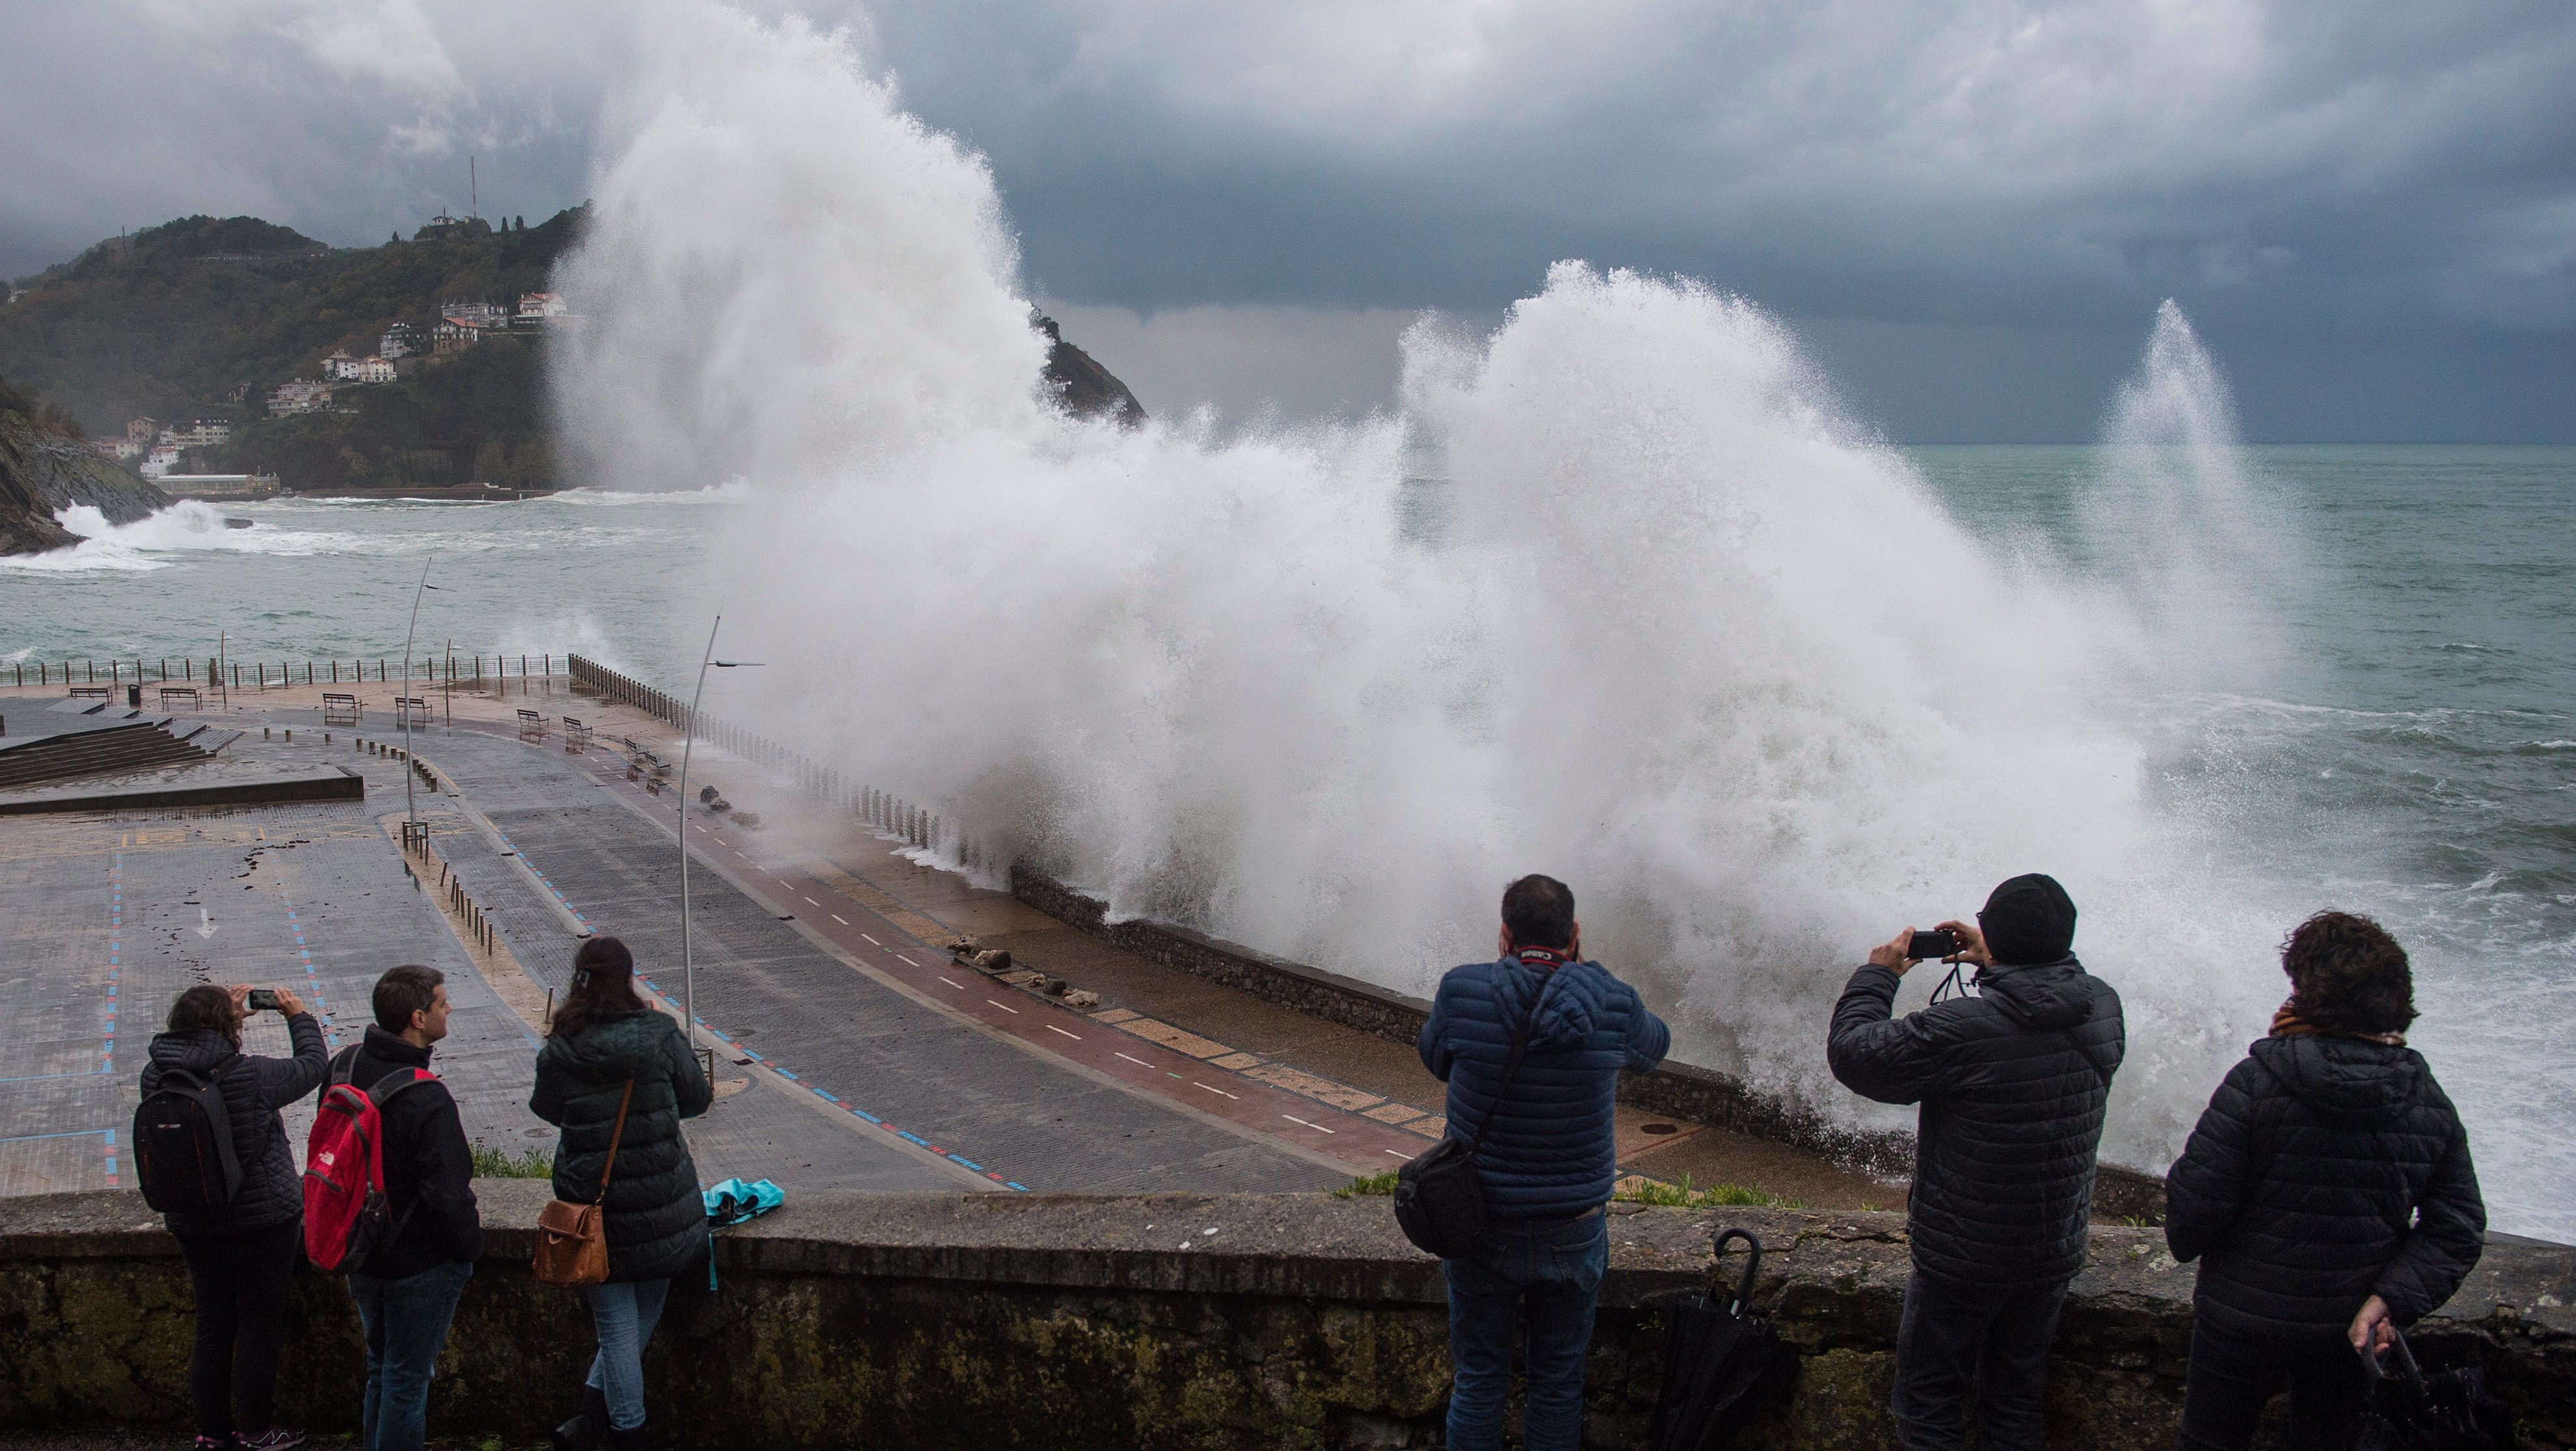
1621, 983, 1670, 1073
250, 1012, 329, 1110
1419, 974, 1460, 1083
2374, 1092, 2486, 1324
2165, 1059, 2261, 1265
530, 1048, 567, 1125
1827, 965, 1950, 1106
667, 1018, 713, 1120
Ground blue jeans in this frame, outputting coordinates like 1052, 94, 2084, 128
580, 1278, 672, 1431
346, 1260, 473, 1451
1442, 1211, 1609, 1451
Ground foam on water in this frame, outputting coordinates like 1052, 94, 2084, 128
0, 502, 350, 574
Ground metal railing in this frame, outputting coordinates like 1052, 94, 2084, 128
566, 654, 983, 867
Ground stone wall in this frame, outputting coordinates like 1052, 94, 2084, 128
1008, 865, 2169, 1221
1, 1186, 2565, 1449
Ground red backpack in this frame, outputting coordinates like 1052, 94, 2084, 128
302, 1046, 437, 1273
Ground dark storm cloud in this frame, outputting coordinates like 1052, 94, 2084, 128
0, 1, 619, 275
4, 1, 2571, 438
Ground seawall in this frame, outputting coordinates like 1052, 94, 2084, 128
1, 1186, 2566, 1448
1008, 866, 2173, 1220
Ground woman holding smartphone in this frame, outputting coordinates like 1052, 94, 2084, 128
141, 982, 330, 1451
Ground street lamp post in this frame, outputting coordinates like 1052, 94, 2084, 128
677, 614, 762, 1055
400, 559, 440, 825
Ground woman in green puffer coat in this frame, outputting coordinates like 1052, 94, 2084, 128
531, 937, 711, 1451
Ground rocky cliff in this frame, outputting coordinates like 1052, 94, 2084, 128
1038, 314, 1147, 426
0, 378, 172, 555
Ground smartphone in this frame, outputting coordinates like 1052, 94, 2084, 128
246, 988, 281, 1011
1908, 930, 1959, 960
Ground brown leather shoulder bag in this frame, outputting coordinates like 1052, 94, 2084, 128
532, 1079, 633, 1288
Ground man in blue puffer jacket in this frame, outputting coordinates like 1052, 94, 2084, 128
1419, 873, 1670, 1451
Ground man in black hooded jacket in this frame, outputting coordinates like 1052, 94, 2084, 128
342, 966, 483, 1451
1827, 873, 2124, 1451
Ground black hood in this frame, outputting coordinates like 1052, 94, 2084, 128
147, 1027, 239, 1074
2247, 1033, 2425, 1128
1974, 955, 2098, 1031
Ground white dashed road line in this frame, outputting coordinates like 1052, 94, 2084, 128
1047, 1025, 1081, 1040
938, 977, 967, 990
1193, 1082, 1238, 1099
986, 999, 1021, 1014
1282, 1115, 1336, 1135
830, 914, 848, 925
1114, 1052, 1155, 1069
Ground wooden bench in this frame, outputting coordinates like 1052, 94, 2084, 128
66, 685, 113, 699
562, 716, 593, 748
395, 696, 430, 725
516, 708, 548, 739
159, 686, 203, 709
322, 693, 361, 726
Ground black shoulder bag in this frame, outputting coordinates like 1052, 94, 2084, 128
1393, 999, 1536, 1259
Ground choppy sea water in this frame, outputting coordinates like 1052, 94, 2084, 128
5, 446, 2571, 1239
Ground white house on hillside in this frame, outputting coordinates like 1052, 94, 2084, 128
269, 379, 334, 416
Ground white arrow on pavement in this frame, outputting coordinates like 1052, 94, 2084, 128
197, 908, 217, 939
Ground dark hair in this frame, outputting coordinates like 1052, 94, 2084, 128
551, 936, 645, 1039
2281, 911, 2417, 1036
1501, 875, 1576, 951
167, 984, 241, 1045
374, 965, 446, 1033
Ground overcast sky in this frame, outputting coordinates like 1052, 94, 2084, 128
5, 1, 2571, 441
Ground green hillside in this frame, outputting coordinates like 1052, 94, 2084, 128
0, 208, 585, 490
1, 202, 1144, 494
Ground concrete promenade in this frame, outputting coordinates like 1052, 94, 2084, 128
0, 672, 1894, 1208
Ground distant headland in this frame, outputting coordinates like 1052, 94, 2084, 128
0, 207, 1142, 537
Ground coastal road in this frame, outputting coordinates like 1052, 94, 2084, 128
412, 726, 1370, 1193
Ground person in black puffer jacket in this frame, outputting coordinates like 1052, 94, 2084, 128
1828, 873, 2124, 1451
2165, 911, 2484, 1451
531, 938, 710, 1451
342, 966, 484, 1451
142, 983, 329, 1451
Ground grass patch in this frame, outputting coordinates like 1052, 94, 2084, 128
471, 1145, 554, 1179
1613, 1174, 1793, 1210
1335, 1170, 1401, 1199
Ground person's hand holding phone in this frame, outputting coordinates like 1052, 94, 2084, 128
266, 986, 306, 1017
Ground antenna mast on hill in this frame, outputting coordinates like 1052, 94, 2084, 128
470, 157, 477, 220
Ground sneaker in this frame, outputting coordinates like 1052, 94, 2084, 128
234, 1431, 307, 1451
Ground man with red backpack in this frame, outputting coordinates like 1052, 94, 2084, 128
328, 966, 485, 1451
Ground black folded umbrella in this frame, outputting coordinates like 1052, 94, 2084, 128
2356, 1330, 2512, 1451
1648, 1227, 1798, 1451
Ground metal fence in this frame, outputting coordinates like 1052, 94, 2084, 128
566, 654, 979, 867
5, 653, 567, 692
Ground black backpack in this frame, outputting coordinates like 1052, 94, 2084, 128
134, 1055, 245, 1214
1393, 996, 1536, 1258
